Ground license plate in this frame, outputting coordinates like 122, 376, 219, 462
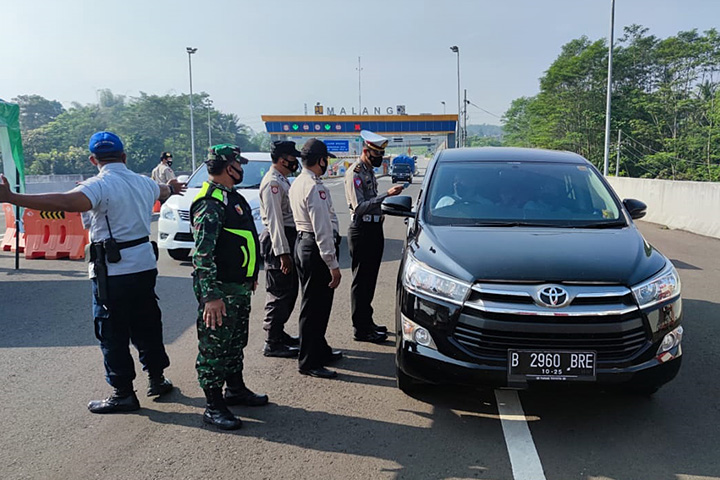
507, 350, 596, 381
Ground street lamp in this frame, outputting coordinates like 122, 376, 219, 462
450, 46, 460, 148
441, 101, 446, 114
186, 46, 198, 171
602, 0, 616, 176
206, 98, 213, 148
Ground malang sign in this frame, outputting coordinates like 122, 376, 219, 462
315, 105, 406, 115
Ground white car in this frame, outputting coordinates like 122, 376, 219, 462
158, 152, 271, 260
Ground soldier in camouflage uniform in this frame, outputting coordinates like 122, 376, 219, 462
191, 144, 268, 430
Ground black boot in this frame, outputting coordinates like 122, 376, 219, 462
225, 371, 269, 406
203, 388, 242, 430
88, 387, 140, 414
263, 341, 299, 358
147, 374, 174, 397
282, 332, 300, 347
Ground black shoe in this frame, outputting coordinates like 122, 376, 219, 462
224, 372, 269, 407
88, 389, 140, 414
147, 375, 174, 397
299, 367, 338, 379
373, 324, 388, 334
354, 330, 388, 343
282, 332, 300, 347
203, 387, 242, 430
263, 342, 299, 358
323, 350, 343, 365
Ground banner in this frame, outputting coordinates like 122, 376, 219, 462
0, 100, 26, 193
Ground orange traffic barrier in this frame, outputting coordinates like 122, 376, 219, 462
1, 203, 25, 252
22, 209, 89, 260
153, 200, 161, 213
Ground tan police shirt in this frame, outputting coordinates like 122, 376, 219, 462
259, 165, 294, 256
151, 163, 175, 184
289, 170, 339, 270
344, 158, 387, 217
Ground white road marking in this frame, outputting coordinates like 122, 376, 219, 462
495, 389, 547, 480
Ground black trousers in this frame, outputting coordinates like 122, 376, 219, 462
348, 222, 384, 334
92, 269, 170, 389
295, 232, 334, 371
260, 227, 299, 343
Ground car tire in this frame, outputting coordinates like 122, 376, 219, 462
396, 367, 421, 395
168, 248, 191, 261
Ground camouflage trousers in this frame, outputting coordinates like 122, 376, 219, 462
193, 279, 251, 389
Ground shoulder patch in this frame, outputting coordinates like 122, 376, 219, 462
319, 190, 327, 200
353, 164, 362, 173
354, 177, 363, 189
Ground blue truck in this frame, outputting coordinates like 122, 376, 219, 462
391, 155, 416, 184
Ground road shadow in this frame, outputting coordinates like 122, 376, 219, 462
337, 238, 405, 269
670, 258, 702, 270
0, 275, 196, 348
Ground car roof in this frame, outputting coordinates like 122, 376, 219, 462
242, 152, 272, 161
437, 147, 589, 165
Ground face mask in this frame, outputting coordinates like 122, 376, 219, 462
228, 164, 244, 185
284, 158, 299, 173
369, 154, 383, 168
319, 158, 328, 175
166, 160, 173, 167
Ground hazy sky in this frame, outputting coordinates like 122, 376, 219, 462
2, 0, 718, 132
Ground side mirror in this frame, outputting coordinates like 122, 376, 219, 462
382, 196, 414, 218
623, 198, 647, 220
176, 174, 190, 183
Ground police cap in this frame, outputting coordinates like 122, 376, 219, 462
360, 130, 388, 154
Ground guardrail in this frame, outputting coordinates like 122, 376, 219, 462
607, 177, 720, 239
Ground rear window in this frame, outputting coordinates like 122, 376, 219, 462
425, 161, 623, 227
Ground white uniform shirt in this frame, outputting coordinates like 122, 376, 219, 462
151, 162, 175, 184
288, 170, 339, 270
259, 165, 294, 256
72, 162, 160, 277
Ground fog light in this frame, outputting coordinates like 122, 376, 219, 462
414, 327, 431, 346
657, 325, 684, 358
160, 233, 169, 240
401, 314, 437, 350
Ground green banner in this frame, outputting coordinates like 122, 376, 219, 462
0, 100, 26, 193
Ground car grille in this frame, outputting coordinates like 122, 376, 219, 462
178, 210, 191, 222
174, 232, 194, 242
452, 283, 648, 363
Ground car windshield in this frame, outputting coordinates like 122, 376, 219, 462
394, 164, 412, 172
187, 160, 272, 189
425, 161, 624, 227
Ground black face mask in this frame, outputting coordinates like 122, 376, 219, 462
228, 164, 244, 185
319, 158, 328, 175
166, 160, 173, 167
284, 158, 299, 173
369, 154, 383, 168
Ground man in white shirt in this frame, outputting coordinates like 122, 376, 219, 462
0, 131, 185, 414
151, 151, 176, 185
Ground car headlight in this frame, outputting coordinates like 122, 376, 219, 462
631, 261, 681, 309
161, 206, 176, 221
252, 207, 262, 222
402, 253, 470, 305
401, 314, 437, 350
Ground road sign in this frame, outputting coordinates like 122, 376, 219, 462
324, 140, 350, 152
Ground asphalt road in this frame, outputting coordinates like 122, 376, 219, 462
1, 166, 719, 480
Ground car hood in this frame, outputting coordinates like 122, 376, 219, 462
412, 224, 667, 286
163, 187, 261, 211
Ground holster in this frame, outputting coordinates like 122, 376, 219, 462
90, 242, 110, 302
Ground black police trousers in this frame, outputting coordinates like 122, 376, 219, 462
260, 227, 299, 343
348, 222, 384, 334
92, 269, 170, 389
295, 232, 335, 371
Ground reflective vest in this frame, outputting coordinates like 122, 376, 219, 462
191, 181, 259, 283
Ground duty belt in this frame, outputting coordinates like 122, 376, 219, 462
351, 214, 383, 223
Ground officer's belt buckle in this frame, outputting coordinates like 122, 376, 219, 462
360, 214, 382, 223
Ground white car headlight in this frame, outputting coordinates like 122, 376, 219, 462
631, 261, 681, 309
252, 207, 262, 222
161, 206, 176, 221
402, 253, 470, 305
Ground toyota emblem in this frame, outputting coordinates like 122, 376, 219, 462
538, 286, 569, 307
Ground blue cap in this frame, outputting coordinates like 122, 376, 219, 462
88, 131, 124, 155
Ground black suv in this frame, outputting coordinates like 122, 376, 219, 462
382, 147, 683, 395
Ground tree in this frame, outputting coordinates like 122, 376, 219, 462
12, 94, 65, 131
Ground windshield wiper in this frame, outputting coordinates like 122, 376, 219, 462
456, 221, 558, 227
570, 221, 627, 229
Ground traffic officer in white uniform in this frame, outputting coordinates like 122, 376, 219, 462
344, 130, 403, 343
0, 131, 185, 414
259, 141, 302, 358
288, 139, 343, 379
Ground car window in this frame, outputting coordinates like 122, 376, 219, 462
187, 160, 272, 189
425, 161, 623, 226
394, 164, 412, 171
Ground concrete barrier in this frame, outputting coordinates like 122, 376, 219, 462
607, 177, 720, 239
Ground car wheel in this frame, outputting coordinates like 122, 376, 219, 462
168, 248, 191, 261
396, 367, 422, 395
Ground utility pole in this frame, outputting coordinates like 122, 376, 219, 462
463, 89, 468, 147
615, 129, 622, 176
186, 47, 198, 171
450, 46, 460, 148
357, 56, 363, 114
206, 99, 213, 148
603, 0, 615, 176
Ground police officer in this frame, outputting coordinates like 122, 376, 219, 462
344, 130, 403, 343
191, 144, 268, 430
0, 131, 184, 413
289, 139, 343, 379
151, 151, 176, 184
259, 141, 302, 358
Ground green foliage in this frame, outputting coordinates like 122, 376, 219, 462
502, 26, 720, 181
18, 91, 262, 175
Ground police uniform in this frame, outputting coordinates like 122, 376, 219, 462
289, 161, 340, 374
344, 130, 391, 341
151, 152, 176, 184
259, 159, 299, 354
190, 144, 267, 431
72, 131, 173, 414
